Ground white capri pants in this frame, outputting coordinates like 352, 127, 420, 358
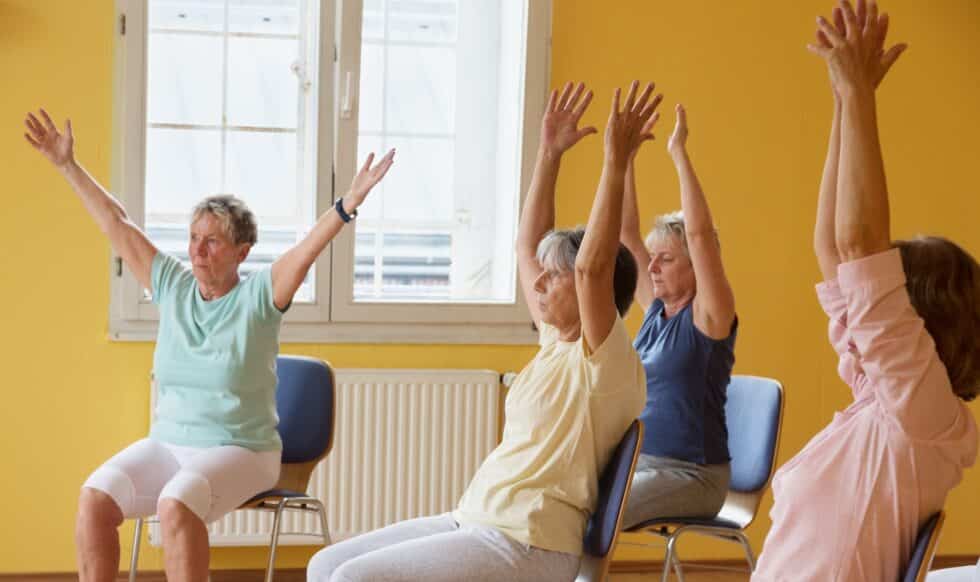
82, 438, 280, 523
307, 513, 581, 582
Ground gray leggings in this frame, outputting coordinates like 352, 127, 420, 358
307, 513, 581, 582
621, 454, 730, 530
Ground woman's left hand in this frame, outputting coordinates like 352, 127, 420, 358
346, 149, 396, 209
667, 104, 689, 158
604, 80, 660, 168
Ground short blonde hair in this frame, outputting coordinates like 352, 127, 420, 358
191, 195, 258, 245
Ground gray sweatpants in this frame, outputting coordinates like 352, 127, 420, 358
621, 454, 731, 530
306, 513, 581, 582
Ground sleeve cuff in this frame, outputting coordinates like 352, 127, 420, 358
837, 248, 906, 292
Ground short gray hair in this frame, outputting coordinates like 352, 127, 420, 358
535, 227, 639, 316
191, 195, 258, 245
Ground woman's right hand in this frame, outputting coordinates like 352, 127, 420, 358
25, 109, 75, 170
539, 81, 597, 158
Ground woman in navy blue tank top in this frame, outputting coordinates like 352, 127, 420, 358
618, 103, 738, 528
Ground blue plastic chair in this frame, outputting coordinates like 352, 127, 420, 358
576, 420, 644, 582
626, 375, 784, 581
128, 355, 336, 582
902, 511, 945, 582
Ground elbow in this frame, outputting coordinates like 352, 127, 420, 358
574, 254, 613, 279
835, 229, 890, 262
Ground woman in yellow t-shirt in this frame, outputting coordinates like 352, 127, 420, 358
306, 81, 653, 582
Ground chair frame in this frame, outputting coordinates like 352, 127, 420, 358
906, 511, 945, 582
576, 420, 644, 582
128, 356, 335, 582
628, 376, 785, 582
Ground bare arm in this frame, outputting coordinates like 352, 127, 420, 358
25, 110, 157, 290
810, 0, 907, 262
815, 98, 844, 280
576, 81, 659, 351
518, 82, 597, 328
620, 158, 656, 312
667, 105, 735, 340
809, 1, 907, 262
272, 150, 394, 310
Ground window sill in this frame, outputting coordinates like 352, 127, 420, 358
108, 319, 539, 345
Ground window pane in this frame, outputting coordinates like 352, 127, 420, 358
385, 46, 455, 134
388, 0, 456, 43
145, 127, 223, 217
379, 137, 453, 223
351, 0, 525, 304
224, 130, 300, 223
358, 44, 384, 134
150, 0, 225, 32
228, 0, 299, 35
227, 36, 299, 128
362, 0, 385, 40
147, 33, 224, 126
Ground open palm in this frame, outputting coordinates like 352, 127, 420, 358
541, 82, 597, 156
25, 109, 74, 168
348, 148, 396, 205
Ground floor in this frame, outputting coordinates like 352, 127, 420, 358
610, 564, 751, 581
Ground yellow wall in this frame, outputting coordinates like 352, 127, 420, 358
1, 0, 977, 574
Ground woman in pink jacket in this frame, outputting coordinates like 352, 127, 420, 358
753, 1, 980, 580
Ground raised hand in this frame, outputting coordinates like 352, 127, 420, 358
667, 104, 689, 157
604, 80, 659, 167
25, 109, 74, 169
808, 0, 908, 94
540, 81, 597, 157
346, 149, 395, 207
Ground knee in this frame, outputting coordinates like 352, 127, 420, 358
157, 498, 203, 534
76, 488, 123, 539
307, 546, 350, 582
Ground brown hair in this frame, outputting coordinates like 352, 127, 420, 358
896, 236, 980, 401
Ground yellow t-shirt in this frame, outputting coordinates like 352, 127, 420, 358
453, 316, 646, 555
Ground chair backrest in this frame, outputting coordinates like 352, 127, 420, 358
902, 511, 945, 582
273, 356, 335, 491
577, 420, 643, 582
726, 375, 783, 493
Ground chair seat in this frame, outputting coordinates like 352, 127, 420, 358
242, 488, 316, 508
627, 515, 743, 532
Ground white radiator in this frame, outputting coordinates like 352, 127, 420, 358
150, 368, 501, 546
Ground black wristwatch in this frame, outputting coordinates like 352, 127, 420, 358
335, 197, 358, 223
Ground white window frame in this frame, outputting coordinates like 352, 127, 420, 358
109, 0, 550, 345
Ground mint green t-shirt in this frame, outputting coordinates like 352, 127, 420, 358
150, 252, 284, 451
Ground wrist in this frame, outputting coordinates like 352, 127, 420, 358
603, 152, 629, 172
58, 158, 79, 175
538, 145, 563, 163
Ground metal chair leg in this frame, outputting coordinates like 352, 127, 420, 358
662, 533, 683, 582
129, 517, 143, 582
733, 531, 756, 571
263, 500, 288, 582
671, 550, 685, 582
316, 500, 331, 546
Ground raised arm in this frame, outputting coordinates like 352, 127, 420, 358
271, 150, 394, 310
518, 82, 597, 327
620, 131, 660, 312
666, 105, 735, 340
809, 0, 907, 262
25, 109, 158, 291
576, 81, 659, 351
809, 3, 906, 274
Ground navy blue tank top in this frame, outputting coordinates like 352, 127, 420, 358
634, 299, 737, 464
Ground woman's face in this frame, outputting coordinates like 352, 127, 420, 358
647, 235, 696, 303
532, 264, 580, 333
188, 213, 249, 287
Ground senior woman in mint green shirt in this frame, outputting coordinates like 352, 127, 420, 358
24, 108, 394, 582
